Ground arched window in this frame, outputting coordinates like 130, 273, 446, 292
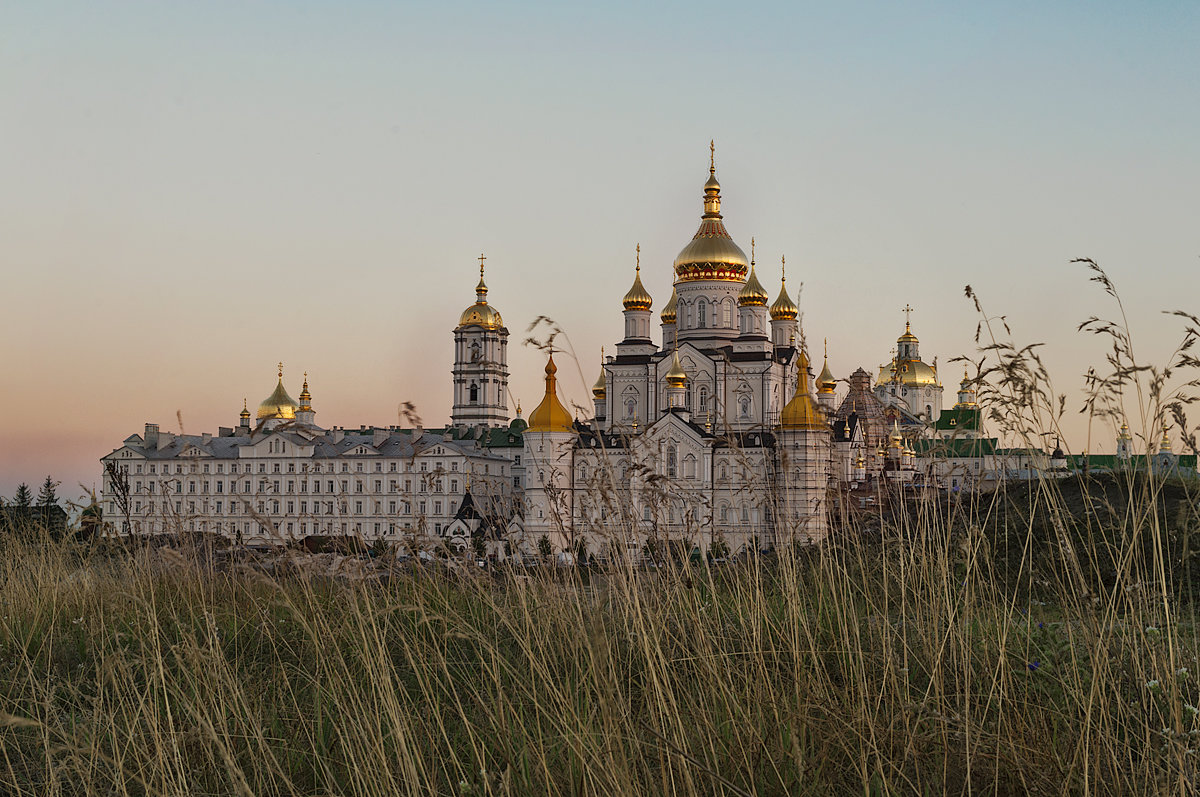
739, 396, 751, 418
698, 300, 708, 328
667, 444, 677, 478
683, 454, 697, 479
468, 383, 479, 403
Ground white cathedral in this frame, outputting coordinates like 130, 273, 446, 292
102, 150, 967, 560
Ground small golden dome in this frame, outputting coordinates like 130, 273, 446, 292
1118, 421, 1132, 441
299, 372, 312, 403
660, 287, 678, 324
898, 322, 918, 344
769, 256, 798, 321
527, 352, 574, 433
780, 349, 827, 430
240, 398, 250, 420
622, 247, 653, 311
738, 264, 769, 307
592, 349, 607, 399
817, 351, 836, 395
258, 366, 298, 421
664, 349, 688, 388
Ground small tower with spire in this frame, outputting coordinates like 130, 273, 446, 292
617, 244, 659, 362
663, 348, 689, 421
239, 398, 251, 432
769, 255, 799, 350
734, 238, 771, 354
776, 344, 830, 545
592, 347, 607, 426
660, 287, 678, 351
816, 339, 837, 411
1116, 421, 1132, 461
452, 254, 511, 429
296, 372, 317, 426
522, 350, 576, 555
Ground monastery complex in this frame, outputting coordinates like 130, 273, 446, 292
100, 151, 1196, 560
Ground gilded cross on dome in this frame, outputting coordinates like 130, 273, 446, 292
277, 362, 283, 379
477, 253, 487, 277
902, 304, 914, 326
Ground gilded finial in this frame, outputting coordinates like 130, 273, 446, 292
478, 252, 487, 279
751, 236, 755, 266
636, 243, 640, 273
902, 303, 913, 331
277, 362, 283, 379
709, 139, 715, 174
781, 254, 786, 285
516, 400, 522, 416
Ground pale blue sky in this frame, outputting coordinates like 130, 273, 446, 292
2, 1, 1198, 498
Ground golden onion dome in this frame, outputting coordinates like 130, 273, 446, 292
780, 349, 826, 430
660, 286, 678, 324
738, 264, 769, 307
622, 248, 653, 311
1117, 421, 1132, 441
240, 398, 251, 420
527, 352, 574, 433
898, 322, 918, 344
817, 353, 836, 395
664, 349, 688, 388
673, 146, 749, 283
299, 373, 312, 403
258, 366, 298, 421
770, 255, 798, 321
592, 349, 607, 399
458, 258, 505, 330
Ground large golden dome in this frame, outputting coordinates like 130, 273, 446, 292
673, 151, 749, 283
258, 367, 298, 421
878, 359, 939, 387
458, 302, 504, 330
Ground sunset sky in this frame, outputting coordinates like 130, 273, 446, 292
3, 1, 1198, 501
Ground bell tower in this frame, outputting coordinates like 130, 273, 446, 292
451, 254, 511, 428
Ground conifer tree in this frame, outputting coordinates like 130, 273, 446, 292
14, 483, 32, 508
36, 476, 59, 508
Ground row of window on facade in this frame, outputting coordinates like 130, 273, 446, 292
117, 458, 507, 478
124, 519, 452, 538
124, 496, 460, 518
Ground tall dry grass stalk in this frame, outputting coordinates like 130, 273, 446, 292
3, 261, 1199, 795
